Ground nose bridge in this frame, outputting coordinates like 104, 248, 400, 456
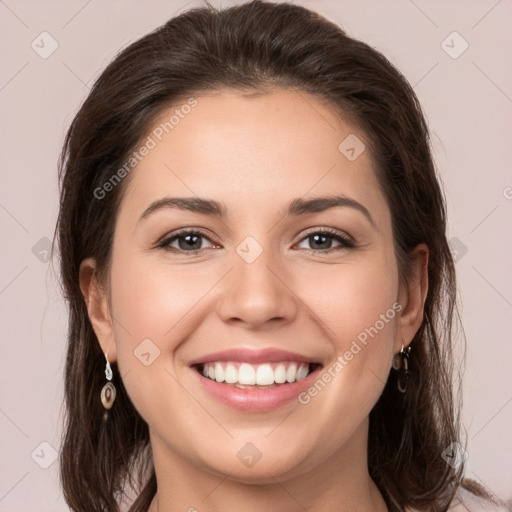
216, 234, 297, 328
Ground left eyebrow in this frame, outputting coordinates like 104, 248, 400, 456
138, 194, 375, 228
283, 195, 376, 227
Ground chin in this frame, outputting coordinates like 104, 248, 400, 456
196, 445, 311, 484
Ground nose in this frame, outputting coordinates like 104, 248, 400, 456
216, 245, 298, 330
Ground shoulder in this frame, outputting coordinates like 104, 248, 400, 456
405, 481, 509, 512
447, 482, 509, 512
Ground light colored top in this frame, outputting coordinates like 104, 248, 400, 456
406, 485, 509, 511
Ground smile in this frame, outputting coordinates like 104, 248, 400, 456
197, 361, 314, 388
189, 348, 323, 411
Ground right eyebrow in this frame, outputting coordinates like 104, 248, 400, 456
138, 197, 227, 223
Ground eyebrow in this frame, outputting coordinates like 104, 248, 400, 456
138, 194, 376, 227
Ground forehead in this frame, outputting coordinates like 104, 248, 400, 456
118, 88, 388, 223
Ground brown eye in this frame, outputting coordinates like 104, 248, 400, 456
159, 229, 218, 253
296, 229, 354, 252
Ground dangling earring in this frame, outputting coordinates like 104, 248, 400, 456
392, 344, 411, 393
101, 352, 116, 414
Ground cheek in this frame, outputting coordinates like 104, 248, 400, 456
332, 266, 398, 356
107, 252, 209, 420
110, 252, 207, 344
297, 254, 399, 409
302, 253, 399, 351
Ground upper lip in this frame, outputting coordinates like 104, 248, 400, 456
188, 348, 322, 366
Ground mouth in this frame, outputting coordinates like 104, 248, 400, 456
189, 350, 324, 412
192, 361, 321, 389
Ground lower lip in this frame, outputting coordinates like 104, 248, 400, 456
191, 366, 321, 412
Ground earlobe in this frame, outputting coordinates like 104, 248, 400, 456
79, 258, 117, 361
396, 244, 429, 351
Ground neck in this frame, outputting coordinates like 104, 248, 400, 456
146, 419, 388, 512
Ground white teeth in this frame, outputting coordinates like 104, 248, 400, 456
214, 362, 225, 383
224, 364, 238, 384
296, 364, 309, 381
256, 364, 274, 385
274, 364, 287, 383
286, 364, 297, 383
199, 361, 312, 386
238, 363, 256, 385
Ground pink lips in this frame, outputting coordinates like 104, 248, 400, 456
189, 347, 322, 412
188, 347, 320, 366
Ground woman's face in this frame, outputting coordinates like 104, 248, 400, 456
84, 88, 426, 483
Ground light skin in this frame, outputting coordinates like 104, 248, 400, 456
80, 88, 428, 512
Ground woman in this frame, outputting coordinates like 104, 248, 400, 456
55, 1, 508, 511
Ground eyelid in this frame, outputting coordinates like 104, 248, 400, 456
298, 226, 353, 243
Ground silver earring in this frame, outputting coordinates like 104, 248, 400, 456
101, 352, 116, 411
392, 344, 411, 393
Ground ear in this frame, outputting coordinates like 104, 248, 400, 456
79, 258, 117, 362
395, 243, 429, 353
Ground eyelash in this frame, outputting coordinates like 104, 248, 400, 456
157, 227, 355, 255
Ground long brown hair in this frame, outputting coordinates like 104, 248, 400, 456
56, 1, 475, 510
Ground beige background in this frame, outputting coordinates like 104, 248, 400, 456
1, 0, 511, 510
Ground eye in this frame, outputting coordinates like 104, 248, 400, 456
158, 229, 219, 253
295, 228, 354, 253
157, 227, 354, 255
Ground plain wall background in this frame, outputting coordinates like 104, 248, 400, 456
1, 0, 511, 510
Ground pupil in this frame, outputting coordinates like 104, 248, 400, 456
312, 234, 330, 249
180, 234, 201, 250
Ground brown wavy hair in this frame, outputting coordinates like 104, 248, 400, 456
55, 1, 482, 510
